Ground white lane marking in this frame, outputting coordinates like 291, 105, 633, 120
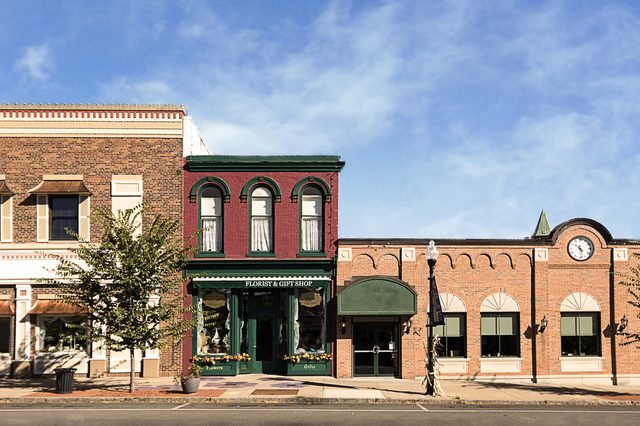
416, 403, 429, 411
172, 403, 190, 410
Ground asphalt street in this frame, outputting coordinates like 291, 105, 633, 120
0, 403, 639, 426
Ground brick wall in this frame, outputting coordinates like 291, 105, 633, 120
336, 222, 640, 383
183, 170, 340, 260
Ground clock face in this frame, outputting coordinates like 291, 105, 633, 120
568, 236, 594, 261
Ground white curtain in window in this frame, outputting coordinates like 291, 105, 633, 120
301, 217, 321, 251
202, 217, 221, 252
251, 217, 272, 251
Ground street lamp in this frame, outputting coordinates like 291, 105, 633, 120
426, 240, 439, 396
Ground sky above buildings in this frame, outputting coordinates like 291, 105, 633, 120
2, 0, 640, 239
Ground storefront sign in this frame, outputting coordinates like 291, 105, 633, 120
194, 278, 329, 289
245, 280, 315, 288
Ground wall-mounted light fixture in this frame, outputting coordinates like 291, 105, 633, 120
539, 315, 548, 333
619, 314, 629, 332
403, 318, 413, 335
341, 317, 347, 335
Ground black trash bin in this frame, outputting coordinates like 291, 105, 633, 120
54, 368, 77, 394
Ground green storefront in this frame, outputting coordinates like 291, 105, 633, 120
186, 260, 334, 376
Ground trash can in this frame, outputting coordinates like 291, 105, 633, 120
54, 368, 77, 394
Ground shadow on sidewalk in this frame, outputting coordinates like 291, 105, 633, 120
466, 381, 638, 397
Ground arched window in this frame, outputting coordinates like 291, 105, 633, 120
560, 292, 601, 357
300, 186, 323, 252
200, 187, 223, 253
429, 293, 467, 358
250, 187, 273, 252
480, 292, 520, 357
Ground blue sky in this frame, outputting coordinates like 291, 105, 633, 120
3, 0, 640, 239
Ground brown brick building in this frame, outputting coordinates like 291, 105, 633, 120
335, 214, 640, 385
0, 104, 208, 378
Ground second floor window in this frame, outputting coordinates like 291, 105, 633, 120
50, 195, 79, 240
201, 187, 223, 252
250, 187, 273, 252
301, 187, 323, 252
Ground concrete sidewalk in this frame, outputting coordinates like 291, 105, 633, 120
1, 374, 639, 405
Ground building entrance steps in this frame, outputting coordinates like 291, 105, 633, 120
0, 375, 639, 404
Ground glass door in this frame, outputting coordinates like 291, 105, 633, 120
246, 290, 286, 374
353, 323, 399, 377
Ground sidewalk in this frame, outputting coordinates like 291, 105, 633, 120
1, 374, 639, 405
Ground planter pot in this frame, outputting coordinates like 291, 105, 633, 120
181, 377, 201, 394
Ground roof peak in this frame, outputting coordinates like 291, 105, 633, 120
532, 209, 551, 237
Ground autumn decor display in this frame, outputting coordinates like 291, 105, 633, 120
282, 353, 333, 363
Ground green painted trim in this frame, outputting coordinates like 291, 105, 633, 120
240, 177, 282, 202
186, 155, 345, 172
185, 259, 335, 277
290, 176, 333, 202
296, 252, 327, 258
246, 251, 276, 257
193, 279, 330, 289
195, 252, 225, 258
196, 183, 225, 256
337, 276, 417, 316
287, 361, 331, 375
189, 176, 231, 202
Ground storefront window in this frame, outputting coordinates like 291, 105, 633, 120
480, 313, 519, 357
38, 316, 87, 352
198, 289, 230, 354
294, 287, 325, 354
433, 313, 466, 357
0, 317, 9, 353
561, 312, 600, 356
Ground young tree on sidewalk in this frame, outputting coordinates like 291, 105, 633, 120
49, 206, 194, 393
619, 253, 640, 347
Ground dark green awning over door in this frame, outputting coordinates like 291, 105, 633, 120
337, 276, 417, 316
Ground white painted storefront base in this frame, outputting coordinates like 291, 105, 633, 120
437, 358, 469, 374
479, 357, 522, 373
33, 351, 89, 375
559, 356, 603, 372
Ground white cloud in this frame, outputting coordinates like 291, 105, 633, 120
14, 44, 52, 81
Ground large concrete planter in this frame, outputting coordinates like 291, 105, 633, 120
181, 377, 201, 394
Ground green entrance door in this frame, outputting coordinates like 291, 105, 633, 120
353, 323, 399, 377
247, 290, 285, 374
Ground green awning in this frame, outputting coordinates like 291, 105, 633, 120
337, 276, 417, 316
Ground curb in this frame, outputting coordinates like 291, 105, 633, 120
1, 396, 639, 406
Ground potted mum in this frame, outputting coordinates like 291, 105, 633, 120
176, 360, 201, 394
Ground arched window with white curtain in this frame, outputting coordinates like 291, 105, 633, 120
200, 186, 223, 253
300, 186, 323, 252
480, 292, 520, 357
250, 187, 273, 252
560, 292, 601, 357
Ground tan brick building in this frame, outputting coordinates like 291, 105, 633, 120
335, 214, 640, 385
0, 104, 208, 378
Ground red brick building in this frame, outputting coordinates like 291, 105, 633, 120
335, 214, 640, 385
183, 155, 344, 376
0, 104, 208, 378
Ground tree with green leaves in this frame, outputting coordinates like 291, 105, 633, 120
619, 253, 640, 348
49, 206, 194, 393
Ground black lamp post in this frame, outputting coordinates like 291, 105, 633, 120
426, 240, 439, 396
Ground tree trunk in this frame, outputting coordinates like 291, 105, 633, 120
129, 348, 136, 394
